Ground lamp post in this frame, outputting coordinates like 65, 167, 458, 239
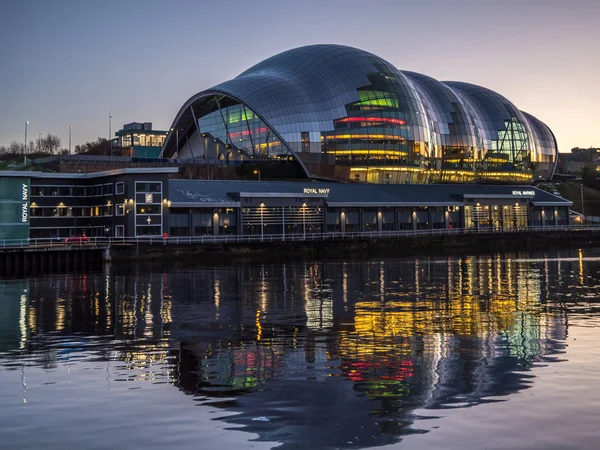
24, 121, 29, 164
170, 128, 181, 156
260, 202, 264, 241
302, 202, 306, 239
69, 125, 72, 153
108, 113, 112, 156
253, 169, 261, 181
580, 182, 585, 224
38, 133, 41, 152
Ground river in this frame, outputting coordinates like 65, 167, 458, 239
1, 248, 599, 449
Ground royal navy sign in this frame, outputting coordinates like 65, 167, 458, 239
303, 188, 330, 195
21, 183, 29, 222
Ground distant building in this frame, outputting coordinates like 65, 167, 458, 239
113, 122, 167, 158
557, 147, 600, 174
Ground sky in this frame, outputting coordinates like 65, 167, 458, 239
0, 0, 598, 152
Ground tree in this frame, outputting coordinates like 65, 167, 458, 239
74, 137, 111, 155
7, 141, 25, 154
38, 134, 61, 154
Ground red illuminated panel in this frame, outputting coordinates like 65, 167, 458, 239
228, 127, 268, 139
342, 359, 414, 382
336, 117, 406, 125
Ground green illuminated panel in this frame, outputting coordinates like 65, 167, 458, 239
356, 91, 399, 108
0, 177, 30, 241
227, 108, 256, 124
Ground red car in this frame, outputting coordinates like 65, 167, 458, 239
63, 234, 89, 244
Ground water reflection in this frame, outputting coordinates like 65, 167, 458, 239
1, 249, 599, 449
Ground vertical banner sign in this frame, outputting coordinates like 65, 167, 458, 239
0, 177, 31, 241
21, 181, 29, 223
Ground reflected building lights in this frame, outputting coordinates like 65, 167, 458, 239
579, 248, 584, 285
19, 292, 27, 350
3, 252, 586, 448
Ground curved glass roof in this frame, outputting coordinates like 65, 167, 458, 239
163, 44, 557, 183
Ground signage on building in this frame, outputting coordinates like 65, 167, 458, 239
0, 177, 30, 241
145, 193, 153, 204
21, 183, 29, 222
303, 188, 330, 195
512, 190, 535, 197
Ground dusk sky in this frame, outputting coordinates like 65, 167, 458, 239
1, 0, 598, 152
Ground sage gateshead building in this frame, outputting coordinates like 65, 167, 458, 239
160, 44, 558, 184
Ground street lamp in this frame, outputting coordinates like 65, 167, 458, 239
69, 125, 72, 153
108, 113, 112, 156
580, 182, 585, 223
260, 202, 265, 241
171, 128, 183, 157
24, 121, 30, 163
253, 169, 261, 181
302, 202, 307, 239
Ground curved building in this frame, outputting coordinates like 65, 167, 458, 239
162, 44, 557, 184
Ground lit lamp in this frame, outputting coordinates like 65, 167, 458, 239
253, 169, 261, 181
302, 202, 307, 238
259, 202, 265, 239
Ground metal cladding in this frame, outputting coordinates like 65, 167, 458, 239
163, 44, 557, 184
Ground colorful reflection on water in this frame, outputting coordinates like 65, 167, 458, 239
1, 249, 600, 449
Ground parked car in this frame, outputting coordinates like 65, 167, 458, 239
63, 234, 89, 244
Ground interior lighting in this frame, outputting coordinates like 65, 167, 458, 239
228, 127, 267, 139
324, 134, 403, 140
336, 117, 406, 125
326, 149, 407, 157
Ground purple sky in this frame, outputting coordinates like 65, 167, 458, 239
1, 0, 598, 152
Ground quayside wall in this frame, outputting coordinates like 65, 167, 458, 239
0, 247, 105, 278
3, 229, 600, 278
108, 229, 600, 263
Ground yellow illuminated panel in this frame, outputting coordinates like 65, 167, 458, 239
349, 166, 533, 181
324, 134, 405, 140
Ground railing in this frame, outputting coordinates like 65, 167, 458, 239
1, 225, 600, 250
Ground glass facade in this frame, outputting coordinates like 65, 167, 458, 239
162, 44, 558, 184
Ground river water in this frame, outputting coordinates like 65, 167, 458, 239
1, 248, 599, 450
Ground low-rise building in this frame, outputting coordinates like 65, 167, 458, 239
0, 169, 572, 243
113, 122, 167, 158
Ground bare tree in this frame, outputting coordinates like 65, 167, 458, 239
7, 141, 24, 154
39, 134, 61, 154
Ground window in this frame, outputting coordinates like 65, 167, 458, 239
116, 204, 125, 216
115, 225, 124, 237
104, 184, 113, 195
136, 205, 161, 215
301, 132, 310, 152
115, 182, 125, 195
148, 182, 161, 193
136, 182, 161, 193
